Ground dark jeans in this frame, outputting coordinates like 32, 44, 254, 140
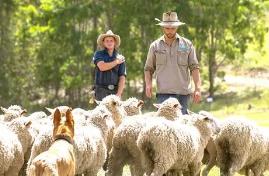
156, 94, 190, 115
95, 86, 117, 101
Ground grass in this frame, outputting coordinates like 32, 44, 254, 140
97, 88, 269, 176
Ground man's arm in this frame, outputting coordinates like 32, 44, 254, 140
116, 76, 125, 98
145, 70, 153, 98
191, 68, 201, 103
97, 58, 124, 71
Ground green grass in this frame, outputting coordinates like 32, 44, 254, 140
97, 88, 269, 176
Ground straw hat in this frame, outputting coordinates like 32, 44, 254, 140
97, 30, 121, 48
155, 12, 185, 27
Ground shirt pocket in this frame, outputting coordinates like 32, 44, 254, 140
177, 50, 189, 66
155, 50, 167, 65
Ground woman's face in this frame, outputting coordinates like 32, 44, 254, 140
103, 36, 116, 50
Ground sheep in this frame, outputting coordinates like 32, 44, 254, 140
106, 97, 182, 176
136, 113, 219, 176
0, 105, 27, 122
215, 117, 269, 176
122, 97, 144, 116
27, 105, 113, 176
0, 117, 32, 175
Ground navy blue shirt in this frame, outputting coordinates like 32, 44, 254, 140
93, 49, 126, 86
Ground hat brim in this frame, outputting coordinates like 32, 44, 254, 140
156, 21, 185, 27
97, 34, 121, 49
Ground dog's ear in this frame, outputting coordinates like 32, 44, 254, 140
66, 108, 74, 125
53, 108, 61, 126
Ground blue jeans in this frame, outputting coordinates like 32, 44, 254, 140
156, 94, 190, 115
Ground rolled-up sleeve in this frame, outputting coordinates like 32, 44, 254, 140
188, 44, 199, 71
93, 51, 104, 65
144, 44, 156, 72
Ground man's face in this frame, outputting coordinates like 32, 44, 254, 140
103, 36, 116, 50
163, 27, 177, 39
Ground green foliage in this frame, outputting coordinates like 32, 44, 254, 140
0, 0, 268, 111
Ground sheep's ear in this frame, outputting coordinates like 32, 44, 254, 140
153, 103, 161, 109
53, 108, 61, 126
66, 108, 74, 124
95, 100, 101, 105
45, 107, 54, 114
1, 107, 8, 113
173, 104, 179, 108
24, 121, 32, 128
137, 100, 144, 108
21, 109, 27, 115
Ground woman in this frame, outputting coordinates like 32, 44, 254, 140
92, 30, 126, 101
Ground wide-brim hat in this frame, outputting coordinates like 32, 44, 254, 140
97, 30, 121, 48
155, 11, 185, 27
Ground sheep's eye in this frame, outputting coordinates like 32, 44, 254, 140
112, 101, 117, 106
173, 104, 178, 108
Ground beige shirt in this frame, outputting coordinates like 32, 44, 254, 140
144, 34, 199, 95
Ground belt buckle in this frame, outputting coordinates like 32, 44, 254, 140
108, 85, 115, 90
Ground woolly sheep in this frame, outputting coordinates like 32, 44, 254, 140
136, 113, 219, 176
215, 117, 269, 176
0, 118, 32, 175
0, 105, 27, 122
106, 97, 182, 176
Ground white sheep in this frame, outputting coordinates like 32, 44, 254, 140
0, 105, 27, 121
27, 105, 112, 176
215, 117, 269, 176
106, 97, 182, 176
0, 118, 32, 175
136, 113, 219, 176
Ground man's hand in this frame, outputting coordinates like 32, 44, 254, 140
115, 54, 125, 64
192, 89, 201, 103
145, 84, 152, 98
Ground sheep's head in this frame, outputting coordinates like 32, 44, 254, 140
122, 97, 144, 116
96, 95, 126, 114
154, 97, 182, 120
1, 105, 27, 121
198, 110, 220, 134
53, 108, 75, 143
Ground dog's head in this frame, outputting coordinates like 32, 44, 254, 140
53, 108, 75, 141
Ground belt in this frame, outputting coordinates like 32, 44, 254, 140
95, 85, 118, 90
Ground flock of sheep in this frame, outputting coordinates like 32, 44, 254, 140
0, 95, 269, 176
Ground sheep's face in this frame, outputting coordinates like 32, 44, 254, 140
1, 105, 27, 121
122, 97, 144, 116
154, 97, 182, 119
53, 108, 75, 140
88, 106, 112, 126
198, 111, 220, 134
99, 95, 123, 114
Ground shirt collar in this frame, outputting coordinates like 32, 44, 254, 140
104, 48, 117, 58
160, 33, 180, 42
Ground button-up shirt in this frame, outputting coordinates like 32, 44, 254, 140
144, 34, 199, 95
93, 49, 126, 86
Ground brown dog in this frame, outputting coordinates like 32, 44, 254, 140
28, 108, 75, 176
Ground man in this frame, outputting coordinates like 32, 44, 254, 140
93, 30, 126, 100
144, 12, 201, 114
